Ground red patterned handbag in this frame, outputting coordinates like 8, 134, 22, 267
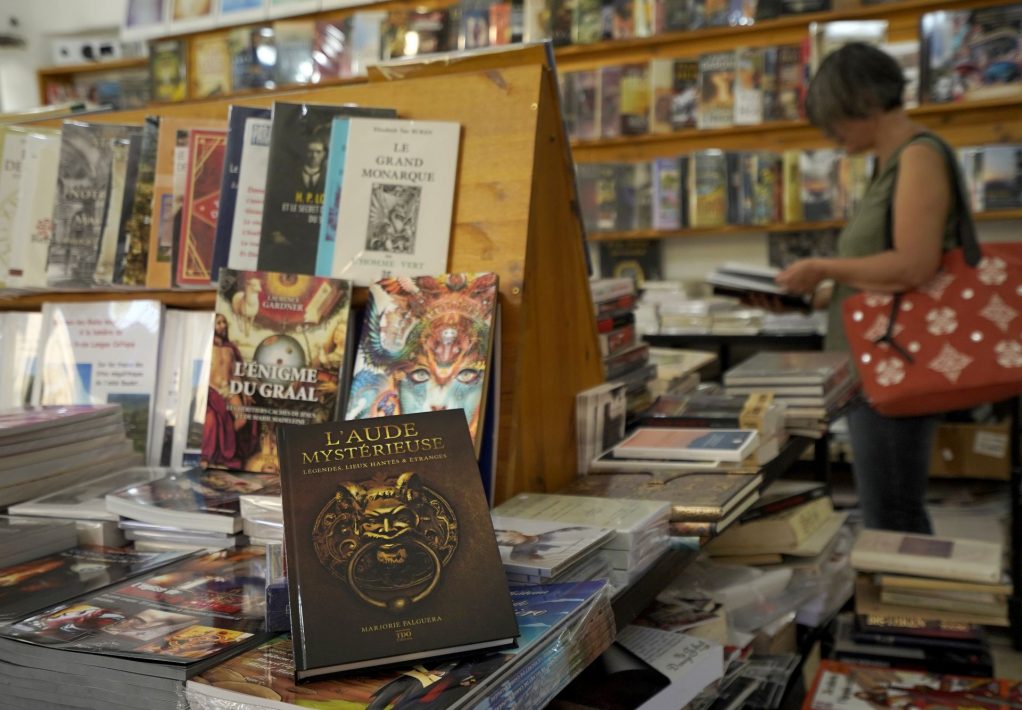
842, 137, 1022, 417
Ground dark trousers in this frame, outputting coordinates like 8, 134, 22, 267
847, 401, 939, 534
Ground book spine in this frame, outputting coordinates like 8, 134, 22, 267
738, 486, 827, 523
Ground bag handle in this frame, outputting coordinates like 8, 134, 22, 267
873, 134, 981, 363
883, 132, 980, 266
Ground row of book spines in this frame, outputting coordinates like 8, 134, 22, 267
576, 149, 870, 233
561, 44, 809, 141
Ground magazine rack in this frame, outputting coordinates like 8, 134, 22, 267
23, 45, 603, 503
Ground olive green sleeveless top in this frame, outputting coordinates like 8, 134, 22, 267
825, 133, 965, 352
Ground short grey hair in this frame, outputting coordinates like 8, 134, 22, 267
806, 43, 906, 134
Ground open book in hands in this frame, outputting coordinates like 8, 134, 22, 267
706, 263, 813, 313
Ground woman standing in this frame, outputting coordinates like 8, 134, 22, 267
776, 43, 967, 533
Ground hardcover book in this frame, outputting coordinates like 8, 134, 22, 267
688, 150, 727, 228
32, 301, 162, 456
0, 547, 268, 680
201, 269, 353, 474
345, 273, 498, 454
177, 128, 227, 287
105, 467, 279, 534
257, 102, 396, 276
612, 427, 760, 462
227, 115, 272, 272
619, 63, 651, 135
851, 530, 1003, 585
47, 122, 143, 288
327, 118, 461, 285
276, 410, 519, 679
213, 106, 271, 280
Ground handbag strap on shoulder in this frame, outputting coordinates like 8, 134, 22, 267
884, 132, 981, 266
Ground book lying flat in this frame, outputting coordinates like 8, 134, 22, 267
491, 515, 614, 578
723, 350, 852, 387
612, 427, 759, 463
851, 529, 1003, 585
705, 263, 811, 312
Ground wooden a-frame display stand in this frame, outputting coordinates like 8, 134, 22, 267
28, 45, 604, 503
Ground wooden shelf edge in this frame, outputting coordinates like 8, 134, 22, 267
37, 57, 149, 78
0, 288, 216, 311
571, 96, 1022, 156
587, 210, 1022, 241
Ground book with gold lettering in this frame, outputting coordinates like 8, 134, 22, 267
276, 409, 518, 680
201, 269, 352, 474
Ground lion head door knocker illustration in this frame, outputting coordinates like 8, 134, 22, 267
312, 471, 458, 611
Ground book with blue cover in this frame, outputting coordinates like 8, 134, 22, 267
315, 117, 351, 276
612, 427, 760, 462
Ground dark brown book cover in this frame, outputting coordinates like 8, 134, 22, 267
277, 409, 518, 679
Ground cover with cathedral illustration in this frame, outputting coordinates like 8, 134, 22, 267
201, 269, 352, 474
345, 273, 498, 455
276, 409, 518, 680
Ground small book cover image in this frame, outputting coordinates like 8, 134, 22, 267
459, 0, 493, 50
274, 20, 316, 86
619, 63, 651, 136
276, 410, 519, 679
774, 44, 805, 122
698, 51, 736, 129
734, 47, 764, 125
652, 157, 682, 230
202, 270, 353, 474
670, 59, 700, 130
600, 65, 622, 139
32, 300, 163, 456
346, 273, 498, 455
257, 102, 396, 277
177, 128, 227, 287
568, 69, 601, 141
598, 239, 663, 288
689, 150, 728, 228
328, 118, 461, 286
573, 0, 603, 44
47, 122, 143, 288
229, 25, 277, 92
979, 145, 1022, 211
800, 149, 840, 222
226, 115, 273, 273
612, 427, 759, 462
150, 39, 187, 102
189, 32, 232, 98
91, 137, 133, 287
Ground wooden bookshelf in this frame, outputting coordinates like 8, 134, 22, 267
587, 210, 1022, 241
36, 58, 150, 108
0, 289, 216, 312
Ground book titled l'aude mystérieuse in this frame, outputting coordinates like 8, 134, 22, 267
277, 409, 518, 680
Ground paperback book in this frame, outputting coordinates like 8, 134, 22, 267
491, 514, 615, 578
612, 427, 760, 462
201, 269, 352, 474
227, 114, 272, 272
105, 467, 278, 534
345, 273, 498, 454
6, 127, 61, 288
277, 410, 518, 679
327, 118, 461, 285
0, 547, 268, 680
257, 102, 396, 276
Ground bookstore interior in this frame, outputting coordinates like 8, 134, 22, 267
1, 0, 1022, 707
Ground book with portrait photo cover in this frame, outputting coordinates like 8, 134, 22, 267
0, 547, 268, 680
276, 409, 518, 680
612, 427, 760, 462
490, 515, 615, 578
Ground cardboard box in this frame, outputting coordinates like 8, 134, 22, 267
929, 422, 1011, 480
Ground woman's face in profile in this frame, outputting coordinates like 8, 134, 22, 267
826, 117, 875, 155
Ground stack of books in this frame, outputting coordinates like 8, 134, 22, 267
705, 262, 811, 312
491, 514, 615, 585
186, 580, 616, 710
0, 516, 78, 568
9, 466, 172, 547
237, 493, 282, 546
605, 424, 780, 475
104, 467, 279, 551
645, 347, 716, 399
563, 472, 762, 542
851, 529, 1009, 628
831, 612, 995, 677
590, 277, 656, 415
0, 404, 143, 507
723, 351, 859, 437
493, 492, 671, 591
656, 297, 738, 335
0, 548, 268, 710
704, 481, 848, 564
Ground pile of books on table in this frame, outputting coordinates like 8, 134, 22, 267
491, 514, 615, 585
493, 492, 671, 591
724, 351, 859, 438
850, 529, 1009, 629
0, 404, 142, 507
104, 467, 279, 552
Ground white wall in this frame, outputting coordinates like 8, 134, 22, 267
0, 0, 125, 111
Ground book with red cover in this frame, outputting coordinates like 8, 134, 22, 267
177, 128, 227, 287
